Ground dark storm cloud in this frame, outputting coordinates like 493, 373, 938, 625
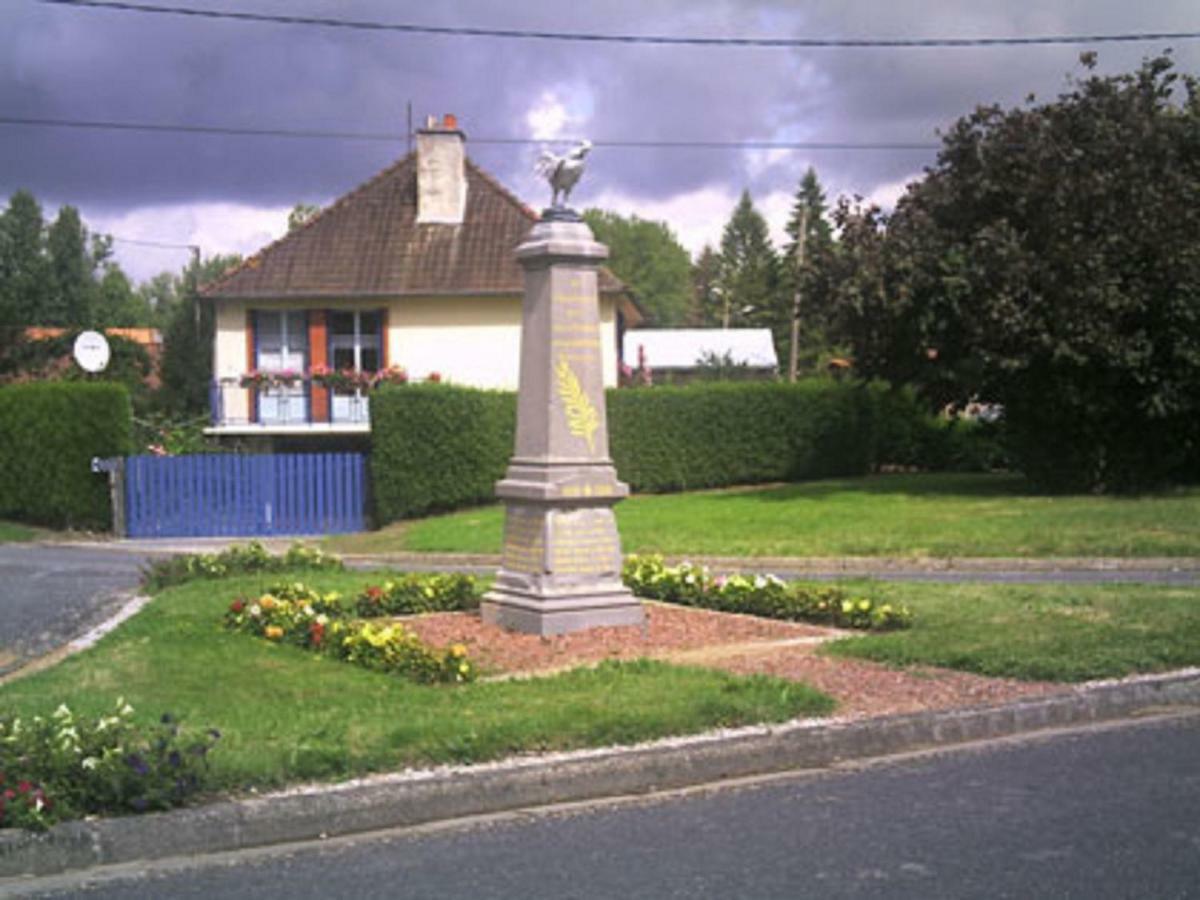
1, 0, 1197, 222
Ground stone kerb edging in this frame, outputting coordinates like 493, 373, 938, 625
2, 669, 1198, 882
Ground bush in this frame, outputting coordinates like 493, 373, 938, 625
370, 383, 515, 520
622, 554, 913, 631
0, 699, 219, 831
223, 579, 479, 684
368, 379, 1007, 523
0, 381, 133, 529
141, 541, 344, 592
608, 380, 876, 492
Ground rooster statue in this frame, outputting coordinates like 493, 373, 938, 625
535, 140, 592, 212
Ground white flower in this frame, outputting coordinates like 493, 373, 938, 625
82, 757, 99, 770
754, 575, 767, 589
249, 604, 262, 617
53, 704, 73, 720
316, 614, 329, 626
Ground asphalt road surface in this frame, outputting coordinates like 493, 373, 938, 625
22, 714, 1200, 899
0, 544, 151, 668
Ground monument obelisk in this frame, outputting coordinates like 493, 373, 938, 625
480, 141, 644, 635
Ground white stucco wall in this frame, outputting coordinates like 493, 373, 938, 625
210, 294, 621, 395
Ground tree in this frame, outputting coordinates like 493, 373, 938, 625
715, 191, 781, 349
46, 205, 98, 327
582, 209, 693, 326
0, 190, 50, 329
94, 265, 154, 328
689, 244, 722, 326
781, 167, 836, 378
159, 253, 241, 413
826, 54, 1200, 491
288, 202, 321, 232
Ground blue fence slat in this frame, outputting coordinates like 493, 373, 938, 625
123, 452, 365, 538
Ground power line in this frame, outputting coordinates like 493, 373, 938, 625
36, 0, 1200, 49
108, 235, 198, 251
0, 115, 940, 151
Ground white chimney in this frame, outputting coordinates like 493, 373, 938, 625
416, 113, 467, 225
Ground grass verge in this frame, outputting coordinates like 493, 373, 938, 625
326, 473, 1200, 559
823, 580, 1200, 682
0, 520, 39, 543
0, 569, 833, 790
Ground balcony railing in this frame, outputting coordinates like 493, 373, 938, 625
209, 377, 371, 430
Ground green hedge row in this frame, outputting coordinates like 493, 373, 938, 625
370, 380, 1001, 523
0, 382, 133, 529
371, 384, 515, 523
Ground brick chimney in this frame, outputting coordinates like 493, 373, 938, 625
416, 113, 467, 225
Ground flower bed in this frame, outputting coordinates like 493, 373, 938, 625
0, 700, 219, 831
622, 555, 914, 630
223, 577, 483, 684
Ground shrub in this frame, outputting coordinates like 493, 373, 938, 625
0, 381, 133, 530
353, 574, 482, 617
141, 541, 344, 591
0, 699, 219, 831
223, 577, 480, 684
622, 554, 913, 631
370, 383, 515, 520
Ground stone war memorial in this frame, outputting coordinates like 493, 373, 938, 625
481, 141, 645, 635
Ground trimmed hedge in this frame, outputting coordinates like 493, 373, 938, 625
607, 381, 875, 492
371, 379, 1000, 523
0, 381, 133, 529
371, 383, 515, 521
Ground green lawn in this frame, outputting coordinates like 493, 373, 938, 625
328, 473, 1200, 559
0, 520, 39, 543
0, 570, 831, 790
824, 580, 1200, 682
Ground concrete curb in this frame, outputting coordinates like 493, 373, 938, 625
3, 669, 1198, 882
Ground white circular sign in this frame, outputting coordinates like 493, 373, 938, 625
73, 330, 111, 373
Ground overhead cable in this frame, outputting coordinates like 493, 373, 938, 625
36, 0, 1200, 49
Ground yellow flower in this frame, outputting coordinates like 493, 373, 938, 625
858, 599, 871, 612
450, 643, 467, 657
260, 595, 277, 610
264, 625, 284, 640
458, 662, 471, 675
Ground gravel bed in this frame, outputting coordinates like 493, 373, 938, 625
403, 602, 1065, 717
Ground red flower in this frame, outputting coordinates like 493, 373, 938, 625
426, 371, 442, 383
230, 598, 246, 613
365, 586, 384, 603
309, 621, 325, 646
16, 781, 31, 795
3, 789, 14, 800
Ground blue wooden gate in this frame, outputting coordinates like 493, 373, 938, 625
124, 453, 366, 538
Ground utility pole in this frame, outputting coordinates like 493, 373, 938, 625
787, 206, 809, 382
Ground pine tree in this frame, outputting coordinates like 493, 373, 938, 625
781, 168, 837, 377
715, 191, 781, 351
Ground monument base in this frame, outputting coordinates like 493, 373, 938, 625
481, 582, 644, 637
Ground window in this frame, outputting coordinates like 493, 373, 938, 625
328, 310, 383, 424
329, 310, 382, 377
254, 310, 308, 424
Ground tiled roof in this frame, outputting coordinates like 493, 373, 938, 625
203, 153, 630, 302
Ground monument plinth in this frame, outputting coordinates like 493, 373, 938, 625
480, 217, 644, 635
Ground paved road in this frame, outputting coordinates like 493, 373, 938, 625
21, 714, 1200, 899
0, 545, 152, 668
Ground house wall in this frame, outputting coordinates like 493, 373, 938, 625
211, 294, 621, 394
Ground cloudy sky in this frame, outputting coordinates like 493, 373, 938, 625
2, 0, 1197, 283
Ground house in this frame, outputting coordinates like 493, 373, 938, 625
621, 328, 778, 384
203, 115, 640, 441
